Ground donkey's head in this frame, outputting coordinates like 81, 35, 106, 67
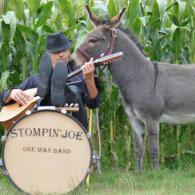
71, 5, 126, 65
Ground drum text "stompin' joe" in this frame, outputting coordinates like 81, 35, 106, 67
10, 128, 83, 141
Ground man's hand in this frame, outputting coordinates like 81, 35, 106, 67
10, 89, 31, 106
82, 58, 98, 99
82, 58, 95, 81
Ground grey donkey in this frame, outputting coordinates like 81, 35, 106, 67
71, 6, 195, 171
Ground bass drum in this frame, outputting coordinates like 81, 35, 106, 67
2, 109, 92, 194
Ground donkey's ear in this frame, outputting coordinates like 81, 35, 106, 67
107, 7, 126, 28
85, 5, 102, 27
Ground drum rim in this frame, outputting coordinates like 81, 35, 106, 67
2, 109, 93, 194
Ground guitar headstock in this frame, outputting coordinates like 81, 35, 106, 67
94, 52, 124, 65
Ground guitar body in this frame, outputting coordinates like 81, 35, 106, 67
0, 97, 39, 130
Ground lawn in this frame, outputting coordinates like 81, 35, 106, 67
0, 166, 195, 195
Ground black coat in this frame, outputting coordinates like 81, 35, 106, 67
0, 65, 101, 109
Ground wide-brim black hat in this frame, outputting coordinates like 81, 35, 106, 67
46, 32, 72, 53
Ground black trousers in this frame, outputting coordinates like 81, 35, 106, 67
40, 84, 88, 131
66, 85, 88, 131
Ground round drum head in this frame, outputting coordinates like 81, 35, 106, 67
3, 110, 91, 194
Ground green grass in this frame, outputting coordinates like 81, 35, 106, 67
0, 166, 195, 195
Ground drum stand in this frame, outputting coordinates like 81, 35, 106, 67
86, 108, 102, 188
0, 136, 8, 176
0, 158, 5, 176
0, 158, 2, 168
0, 136, 4, 170
92, 152, 101, 173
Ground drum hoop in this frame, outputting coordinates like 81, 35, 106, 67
2, 109, 93, 194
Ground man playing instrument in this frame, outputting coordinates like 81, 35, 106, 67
0, 32, 101, 129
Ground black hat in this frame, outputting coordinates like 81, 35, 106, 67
46, 32, 72, 53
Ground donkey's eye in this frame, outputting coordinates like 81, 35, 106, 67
89, 38, 98, 43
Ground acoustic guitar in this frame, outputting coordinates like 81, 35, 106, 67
0, 52, 124, 129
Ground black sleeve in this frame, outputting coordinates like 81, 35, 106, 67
0, 74, 39, 106
82, 76, 102, 109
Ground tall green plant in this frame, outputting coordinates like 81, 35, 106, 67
0, 0, 194, 170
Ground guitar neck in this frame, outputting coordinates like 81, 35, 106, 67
68, 67, 83, 79
67, 59, 100, 79
67, 52, 123, 79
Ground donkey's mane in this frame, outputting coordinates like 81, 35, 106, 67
98, 18, 146, 56
118, 26, 158, 89
118, 26, 147, 57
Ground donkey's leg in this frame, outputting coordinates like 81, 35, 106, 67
130, 116, 145, 171
145, 119, 160, 170
121, 98, 145, 171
